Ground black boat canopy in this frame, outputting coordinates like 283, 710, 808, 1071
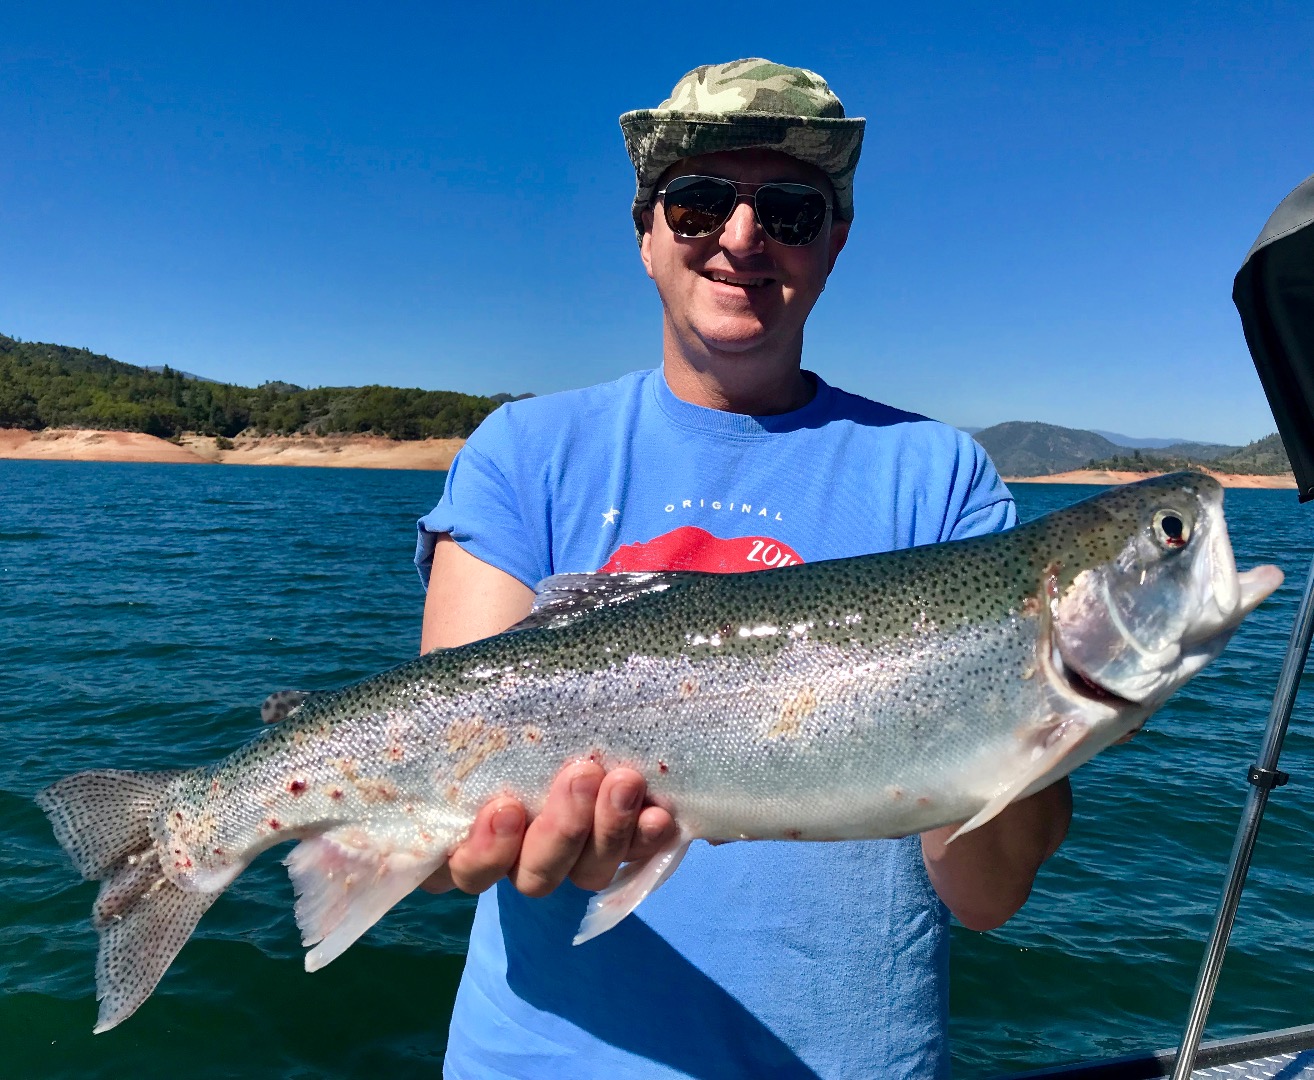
1166, 172, 1314, 1080
1233, 172, 1314, 502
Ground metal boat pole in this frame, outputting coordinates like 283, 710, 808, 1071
1170, 548, 1314, 1079
1170, 171, 1314, 1079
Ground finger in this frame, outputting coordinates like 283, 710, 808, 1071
626, 804, 678, 862
569, 768, 646, 891
511, 761, 602, 898
434, 797, 526, 895
418, 866, 454, 894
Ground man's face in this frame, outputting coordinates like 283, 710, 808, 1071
640, 148, 849, 365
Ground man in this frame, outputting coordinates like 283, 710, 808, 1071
415, 59, 1071, 1079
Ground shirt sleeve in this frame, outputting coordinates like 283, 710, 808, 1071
946, 437, 1017, 541
414, 409, 547, 590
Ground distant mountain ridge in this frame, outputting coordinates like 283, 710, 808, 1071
961, 426, 1201, 448
1089, 430, 1195, 450
974, 420, 1290, 477
974, 422, 1121, 477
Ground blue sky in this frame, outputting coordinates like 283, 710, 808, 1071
2, 2, 1310, 445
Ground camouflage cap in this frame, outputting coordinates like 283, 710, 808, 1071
620, 59, 865, 242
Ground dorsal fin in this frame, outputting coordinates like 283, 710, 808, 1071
509, 570, 703, 632
260, 689, 312, 724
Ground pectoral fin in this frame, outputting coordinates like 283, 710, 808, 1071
947, 719, 1091, 843
573, 832, 692, 945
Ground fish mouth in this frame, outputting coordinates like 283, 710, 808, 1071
1045, 563, 1284, 709
1036, 566, 1141, 711
1048, 631, 1139, 708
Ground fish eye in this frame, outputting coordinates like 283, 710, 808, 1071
1152, 508, 1190, 549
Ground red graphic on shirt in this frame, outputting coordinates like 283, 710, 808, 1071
600, 525, 805, 574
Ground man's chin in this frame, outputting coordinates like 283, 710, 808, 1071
691, 318, 779, 356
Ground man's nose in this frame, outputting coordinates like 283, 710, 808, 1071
720, 198, 766, 254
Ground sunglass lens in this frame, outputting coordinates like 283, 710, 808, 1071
755, 184, 829, 246
662, 177, 736, 237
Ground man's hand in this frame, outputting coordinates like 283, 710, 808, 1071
419, 763, 678, 896
420, 536, 680, 899
920, 777, 1072, 931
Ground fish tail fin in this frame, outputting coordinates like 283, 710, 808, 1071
89, 850, 222, 1032
37, 769, 222, 1032
37, 769, 187, 880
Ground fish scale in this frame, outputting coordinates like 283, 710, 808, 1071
37, 472, 1282, 1032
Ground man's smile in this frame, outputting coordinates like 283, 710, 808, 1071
705, 271, 775, 288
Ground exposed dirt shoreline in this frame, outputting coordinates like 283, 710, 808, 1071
1004, 468, 1296, 489
0, 429, 1297, 487
0, 428, 465, 470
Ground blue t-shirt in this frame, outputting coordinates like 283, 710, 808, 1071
416, 367, 1016, 1080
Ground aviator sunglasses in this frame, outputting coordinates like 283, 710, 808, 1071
655, 175, 833, 247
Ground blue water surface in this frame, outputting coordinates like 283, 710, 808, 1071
1, 461, 1311, 1078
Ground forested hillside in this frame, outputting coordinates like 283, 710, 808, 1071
1085, 433, 1291, 476
0, 334, 505, 439
974, 422, 1123, 477
4, 333, 1286, 472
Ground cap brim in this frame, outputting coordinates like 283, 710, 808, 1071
620, 111, 865, 241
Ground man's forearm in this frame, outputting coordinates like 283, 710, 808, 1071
920, 778, 1072, 932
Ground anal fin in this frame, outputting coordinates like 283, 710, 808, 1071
947, 719, 1091, 843
573, 832, 691, 945
285, 830, 449, 971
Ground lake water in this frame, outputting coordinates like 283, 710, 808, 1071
1, 460, 1311, 1078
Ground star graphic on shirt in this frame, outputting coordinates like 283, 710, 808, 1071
601, 508, 619, 526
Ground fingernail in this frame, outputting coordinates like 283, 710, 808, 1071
570, 771, 598, 799
492, 805, 523, 836
610, 782, 642, 813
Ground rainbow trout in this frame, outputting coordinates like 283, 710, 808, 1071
39, 473, 1281, 1031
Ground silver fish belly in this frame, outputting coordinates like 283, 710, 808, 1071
37, 472, 1282, 1031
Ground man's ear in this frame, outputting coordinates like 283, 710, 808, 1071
826, 219, 850, 273
639, 208, 656, 280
